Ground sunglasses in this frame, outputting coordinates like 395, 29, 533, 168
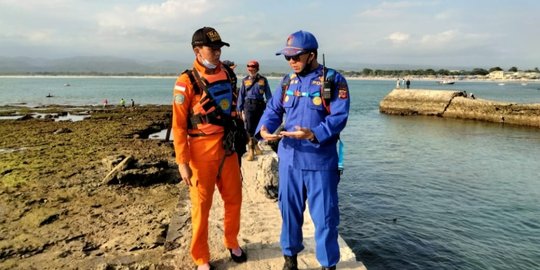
247, 65, 257, 68
284, 52, 310, 62
284, 55, 302, 61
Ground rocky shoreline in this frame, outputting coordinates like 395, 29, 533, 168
0, 105, 187, 269
0, 105, 366, 269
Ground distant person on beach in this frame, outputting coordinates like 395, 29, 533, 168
396, 78, 400, 89
131, 99, 135, 107
103, 99, 108, 108
171, 26, 247, 270
255, 30, 350, 270
406, 79, 411, 89
120, 98, 126, 108
237, 60, 272, 161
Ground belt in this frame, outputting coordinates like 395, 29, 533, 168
246, 99, 265, 104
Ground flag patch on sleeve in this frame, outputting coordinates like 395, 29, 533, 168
174, 82, 186, 92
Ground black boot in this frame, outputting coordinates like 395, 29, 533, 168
193, 263, 215, 270
321, 266, 336, 270
228, 247, 247, 263
283, 255, 298, 270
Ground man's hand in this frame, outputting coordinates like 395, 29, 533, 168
178, 163, 193, 186
280, 126, 315, 141
260, 125, 282, 141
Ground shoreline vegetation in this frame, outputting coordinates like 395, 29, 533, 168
1, 74, 539, 83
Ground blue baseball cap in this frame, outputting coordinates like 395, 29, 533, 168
275, 30, 319, 56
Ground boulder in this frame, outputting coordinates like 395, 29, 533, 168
241, 146, 279, 201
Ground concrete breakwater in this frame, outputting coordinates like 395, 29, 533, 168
379, 89, 540, 128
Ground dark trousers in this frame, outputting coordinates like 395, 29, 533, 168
245, 99, 265, 136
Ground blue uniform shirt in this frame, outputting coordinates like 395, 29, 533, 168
255, 64, 350, 170
237, 74, 272, 111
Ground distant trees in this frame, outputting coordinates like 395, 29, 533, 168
470, 68, 489, 76
329, 66, 540, 78
6, 66, 538, 78
437, 69, 450, 76
362, 68, 373, 76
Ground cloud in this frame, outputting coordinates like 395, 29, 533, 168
26, 31, 54, 43
387, 32, 410, 44
96, 0, 213, 32
93, 0, 219, 53
420, 30, 458, 45
418, 30, 492, 52
134, 0, 214, 29
359, 1, 436, 18
0, 1, 538, 68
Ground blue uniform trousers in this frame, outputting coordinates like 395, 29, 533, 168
278, 162, 340, 267
244, 99, 265, 136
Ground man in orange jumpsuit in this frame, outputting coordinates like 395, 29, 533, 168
172, 26, 247, 270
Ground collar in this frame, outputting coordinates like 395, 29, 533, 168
296, 64, 323, 80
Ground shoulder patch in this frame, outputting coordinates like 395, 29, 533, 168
338, 82, 348, 99
174, 93, 185, 104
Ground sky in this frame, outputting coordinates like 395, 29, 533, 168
1, 0, 539, 70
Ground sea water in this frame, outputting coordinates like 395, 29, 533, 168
339, 80, 540, 270
1, 76, 539, 270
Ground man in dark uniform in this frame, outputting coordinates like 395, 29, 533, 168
237, 60, 272, 161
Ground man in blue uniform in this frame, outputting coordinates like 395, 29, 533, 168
255, 30, 350, 270
238, 60, 272, 161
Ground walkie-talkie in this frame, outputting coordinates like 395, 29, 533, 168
322, 53, 332, 100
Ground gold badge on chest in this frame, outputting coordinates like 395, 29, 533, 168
312, 96, 322, 106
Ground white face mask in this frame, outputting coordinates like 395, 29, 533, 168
201, 57, 217, 69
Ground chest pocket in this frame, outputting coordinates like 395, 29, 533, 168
282, 94, 297, 110
307, 90, 325, 111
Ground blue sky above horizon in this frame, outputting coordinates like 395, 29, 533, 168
1, 0, 539, 70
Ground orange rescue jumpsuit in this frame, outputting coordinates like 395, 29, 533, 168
172, 60, 242, 265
